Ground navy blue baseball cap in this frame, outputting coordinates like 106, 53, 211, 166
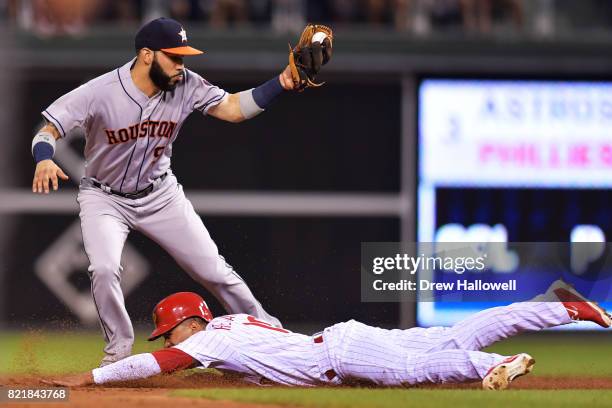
135, 17, 203, 56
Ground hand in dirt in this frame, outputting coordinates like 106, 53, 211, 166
41, 372, 94, 387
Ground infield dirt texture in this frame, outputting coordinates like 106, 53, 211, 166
2, 331, 611, 408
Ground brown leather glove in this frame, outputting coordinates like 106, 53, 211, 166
288, 24, 333, 91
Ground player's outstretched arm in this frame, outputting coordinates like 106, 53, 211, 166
207, 65, 294, 124
207, 25, 331, 124
31, 123, 69, 194
42, 349, 198, 387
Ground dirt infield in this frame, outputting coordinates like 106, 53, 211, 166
3, 373, 612, 408
1, 373, 261, 408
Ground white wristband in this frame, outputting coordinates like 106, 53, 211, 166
239, 89, 265, 119
31, 131, 56, 154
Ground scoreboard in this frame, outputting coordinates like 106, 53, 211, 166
417, 79, 612, 329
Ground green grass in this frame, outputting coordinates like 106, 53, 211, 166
2, 331, 611, 377
483, 335, 612, 377
0, 331, 159, 374
172, 389, 612, 408
2, 331, 611, 408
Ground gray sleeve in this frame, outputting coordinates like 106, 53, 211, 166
42, 82, 93, 138
185, 69, 228, 115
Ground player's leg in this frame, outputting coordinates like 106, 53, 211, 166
397, 281, 611, 354
407, 349, 536, 389
136, 181, 281, 326
422, 301, 571, 352
324, 320, 508, 386
77, 188, 133, 366
406, 349, 508, 385
412, 281, 611, 353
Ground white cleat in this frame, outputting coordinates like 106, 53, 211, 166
482, 353, 535, 390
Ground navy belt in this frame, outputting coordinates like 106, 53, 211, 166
92, 172, 168, 200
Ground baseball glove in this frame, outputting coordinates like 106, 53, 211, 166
288, 24, 333, 91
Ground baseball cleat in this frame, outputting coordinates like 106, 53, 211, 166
482, 353, 535, 390
548, 280, 611, 328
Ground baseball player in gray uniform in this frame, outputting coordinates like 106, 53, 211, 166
30, 18, 331, 366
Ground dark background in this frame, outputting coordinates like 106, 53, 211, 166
435, 188, 612, 242
3, 0, 612, 330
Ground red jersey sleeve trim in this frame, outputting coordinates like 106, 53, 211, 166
151, 348, 198, 373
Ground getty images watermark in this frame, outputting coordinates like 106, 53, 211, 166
361, 242, 612, 302
372, 252, 518, 291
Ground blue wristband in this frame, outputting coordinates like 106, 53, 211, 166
252, 76, 285, 109
33, 142, 54, 163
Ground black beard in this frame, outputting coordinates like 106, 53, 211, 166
149, 56, 177, 92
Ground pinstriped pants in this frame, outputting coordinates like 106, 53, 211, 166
322, 301, 571, 386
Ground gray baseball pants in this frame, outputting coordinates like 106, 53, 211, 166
77, 173, 280, 366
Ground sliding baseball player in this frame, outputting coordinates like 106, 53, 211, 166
44, 280, 610, 390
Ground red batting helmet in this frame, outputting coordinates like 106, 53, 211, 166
148, 292, 213, 341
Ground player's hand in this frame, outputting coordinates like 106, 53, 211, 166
32, 159, 69, 194
41, 372, 94, 387
279, 65, 295, 91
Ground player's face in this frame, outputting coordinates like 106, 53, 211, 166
150, 51, 185, 92
162, 319, 199, 348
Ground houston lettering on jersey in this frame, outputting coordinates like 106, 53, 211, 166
42, 60, 227, 190
105, 120, 177, 145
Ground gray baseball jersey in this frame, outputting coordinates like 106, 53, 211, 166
42, 59, 280, 366
43, 58, 226, 192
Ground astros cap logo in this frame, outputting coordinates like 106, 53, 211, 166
135, 17, 203, 56
179, 28, 187, 43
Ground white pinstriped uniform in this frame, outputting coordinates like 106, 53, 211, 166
176, 302, 571, 386
176, 314, 334, 386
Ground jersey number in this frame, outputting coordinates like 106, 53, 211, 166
153, 146, 166, 160
243, 316, 289, 333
